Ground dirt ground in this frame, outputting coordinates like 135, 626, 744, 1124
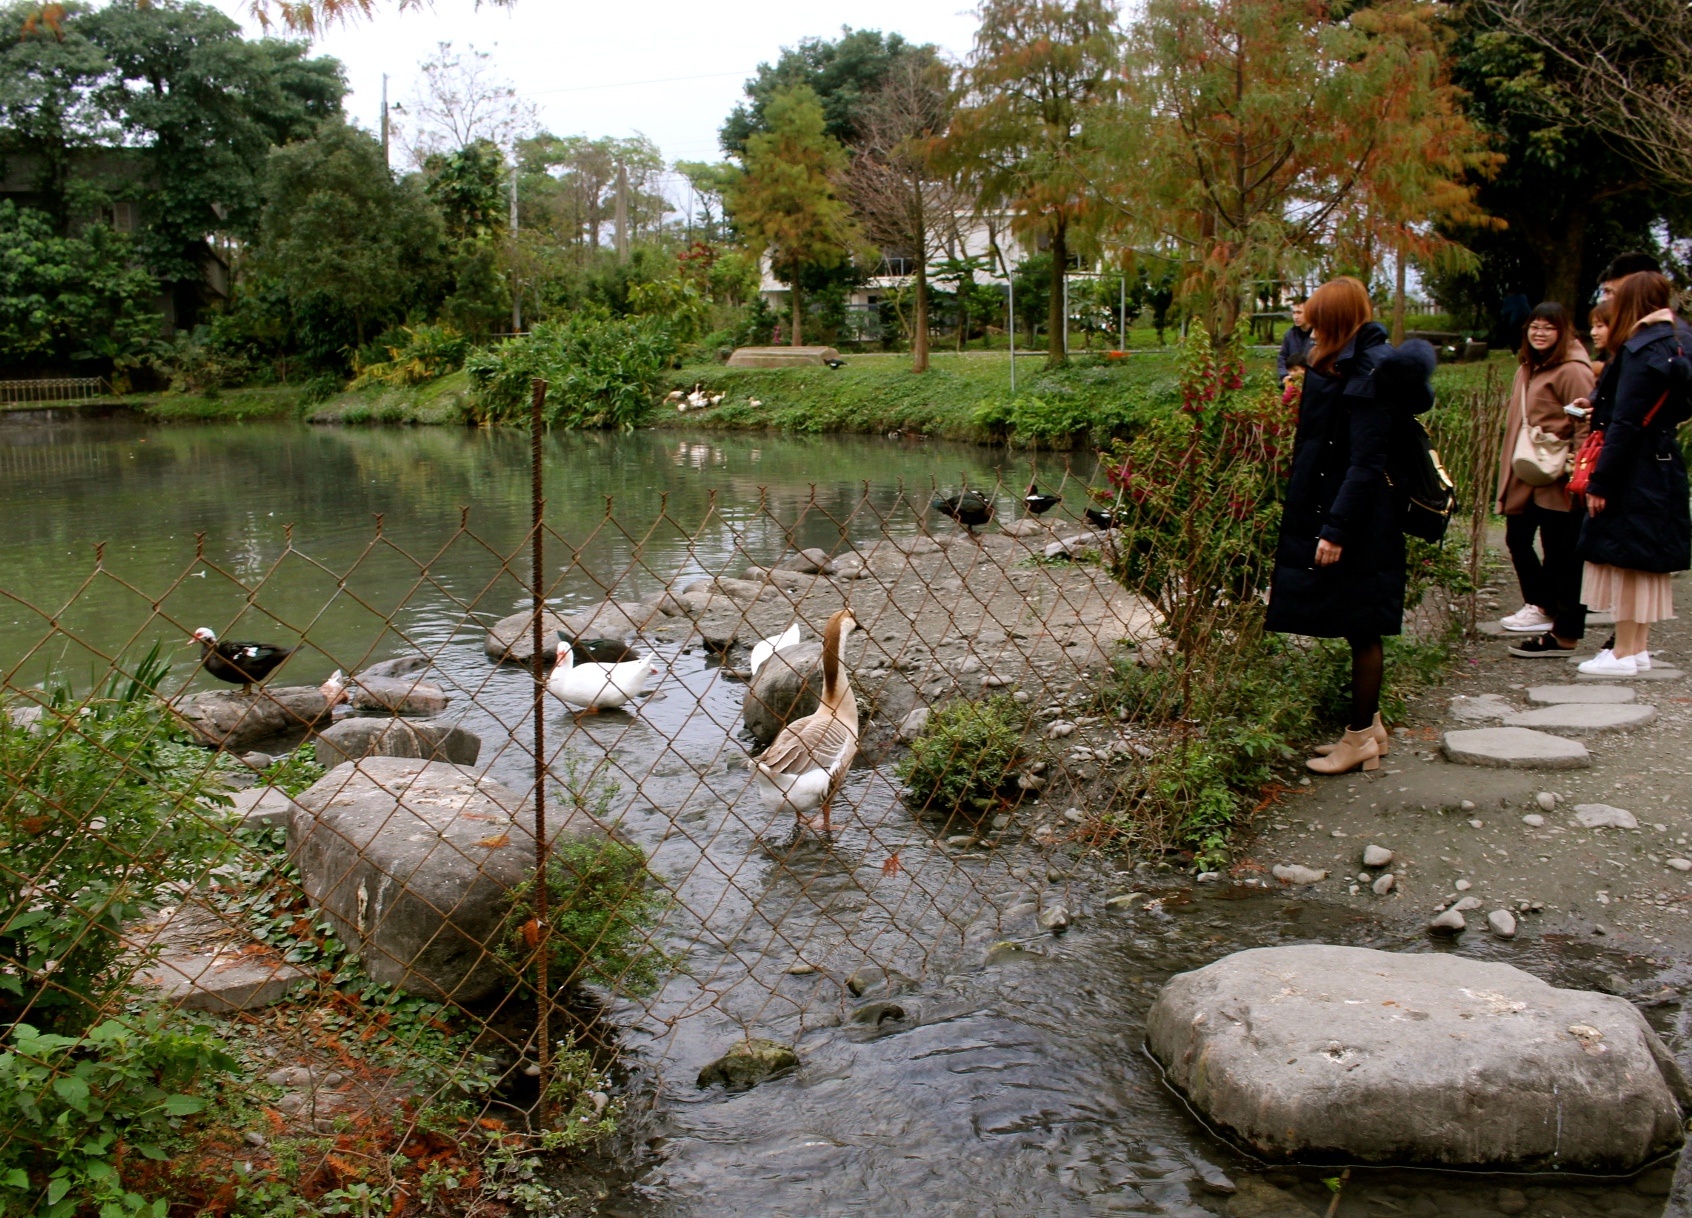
1247, 566, 1692, 958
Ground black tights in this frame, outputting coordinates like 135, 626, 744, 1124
1347, 634, 1383, 732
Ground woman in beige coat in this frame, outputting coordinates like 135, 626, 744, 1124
1496, 301, 1594, 655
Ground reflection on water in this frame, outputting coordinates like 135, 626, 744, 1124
0, 417, 1679, 1217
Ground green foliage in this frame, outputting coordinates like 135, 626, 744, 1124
258, 749, 325, 797
501, 834, 667, 996
423, 140, 505, 240
973, 392, 1099, 447
466, 315, 676, 428
0, 676, 229, 1034
0, 1014, 238, 1218
896, 694, 1029, 819
349, 323, 470, 389
0, 202, 159, 368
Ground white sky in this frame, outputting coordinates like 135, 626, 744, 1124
211, 0, 983, 172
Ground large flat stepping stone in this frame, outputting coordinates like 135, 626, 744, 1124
1575, 666, 1684, 682
1146, 945, 1686, 1169
1443, 727, 1590, 769
1527, 684, 1635, 705
1503, 703, 1656, 735
140, 948, 308, 1012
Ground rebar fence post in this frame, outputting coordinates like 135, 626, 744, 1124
530, 376, 551, 1124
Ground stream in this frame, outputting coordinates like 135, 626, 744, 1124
0, 414, 1682, 1217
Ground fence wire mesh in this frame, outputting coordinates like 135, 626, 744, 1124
0, 356, 1496, 1216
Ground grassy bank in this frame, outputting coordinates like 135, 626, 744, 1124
0, 385, 310, 421
305, 369, 474, 424
656, 348, 1510, 446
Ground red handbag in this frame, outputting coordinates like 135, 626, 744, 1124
1568, 387, 1670, 495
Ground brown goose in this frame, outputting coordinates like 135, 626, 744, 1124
754, 608, 859, 834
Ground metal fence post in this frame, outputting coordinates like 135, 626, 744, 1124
529, 377, 551, 1123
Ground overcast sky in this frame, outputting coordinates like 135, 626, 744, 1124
212, 0, 983, 173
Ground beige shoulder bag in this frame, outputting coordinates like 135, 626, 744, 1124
1510, 384, 1571, 486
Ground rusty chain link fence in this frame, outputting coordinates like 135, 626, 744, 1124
0, 350, 1488, 1216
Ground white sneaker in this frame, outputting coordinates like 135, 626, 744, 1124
1578, 649, 1638, 676
1636, 651, 1653, 670
1502, 605, 1554, 632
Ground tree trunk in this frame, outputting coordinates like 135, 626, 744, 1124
1047, 221, 1068, 366
1392, 235, 1407, 345
1540, 207, 1587, 314
791, 285, 802, 347
913, 261, 930, 373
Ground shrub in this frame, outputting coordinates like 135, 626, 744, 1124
896, 694, 1029, 820
501, 837, 667, 995
465, 316, 677, 428
0, 655, 230, 1035
349, 323, 470, 389
973, 393, 1097, 447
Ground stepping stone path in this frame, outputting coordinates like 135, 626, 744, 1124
1502, 703, 1657, 735
1449, 693, 1515, 722
1576, 666, 1685, 682
1442, 727, 1590, 769
1527, 684, 1635, 705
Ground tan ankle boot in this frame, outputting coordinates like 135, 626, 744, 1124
1313, 713, 1389, 757
1307, 727, 1381, 775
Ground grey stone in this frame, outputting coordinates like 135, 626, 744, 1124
1527, 684, 1635, 706
358, 655, 430, 680
560, 599, 664, 641
173, 686, 333, 752
1573, 803, 1638, 830
1146, 945, 1692, 1169
1489, 909, 1518, 938
1429, 908, 1467, 934
242, 751, 274, 770
1271, 864, 1327, 886
139, 949, 307, 1012
1454, 878, 1473, 891
896, 706, 931, 742
1044, 720, 1076, 739
779, 547, 837, 575
1667, 858, 1692, 872
1536, 791, 1559, 810
1371, 873, 1396, 896
1038, 905, 1071, 932
849, 1000, 908, 1025
483, 608, 569, 664
348, 675, 450, 717
743, 641, 823, 745
1522, 813, 1545, 827
1576, 665, 1685, 682
313, 717, 481, 769
1450, 693, 1516, 722
230, 785, 302, 830
290, 758, 605, 1001
845, 965, 912, 998
696, 1038, 798, 1090
1503, 703, 1656, 735
1362, 844, 1394, 868
1043, 529, 1115, 560
1442, 727, 1590, 769
1452, 896, 1482, 912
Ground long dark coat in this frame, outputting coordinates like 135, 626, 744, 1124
1577, 318, 1692, 574
1266, 322, 1406, 639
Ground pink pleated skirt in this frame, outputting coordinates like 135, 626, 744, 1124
1581, 563, 1677, 623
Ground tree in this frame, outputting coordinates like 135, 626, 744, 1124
726, 85, 862, 347
400, 41, 535, 164
675, 159, 738, 243
720, 28, 937, 155
946, 0, 1121, 365
425, 137, 505, 239
0, 200, 158, 370
848, 57, 961, 371
256, 120, 444, 345
1111, 0, 1486, 337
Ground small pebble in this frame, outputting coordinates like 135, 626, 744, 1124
1038, 905, 1071, 932
1429, 908, 1467, 934
1371, 873, 1396, 896
1460, 799, 1476, 812
1452, 896, 1482, 912
1536, 792, 1558, 812
1488, 909, 1518, 939
1362, 844, 1393, 868
788, 961, 817, 975
1454, 878, 1472, 891
1522, 813, 1545, 827
1195, 871, 1220, 883
1668, 859, 1692, 872
1467, 818, 1484, 829
1062, 807, 1084, 824
244, 1131, 267, 1148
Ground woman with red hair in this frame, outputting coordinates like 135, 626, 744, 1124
1266, 277, 1431, 775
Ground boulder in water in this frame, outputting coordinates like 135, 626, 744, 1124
313, 717, 480, 769
174, 686, 332, 752
743, 641, 822, 744
1146, 944, 1690, 1170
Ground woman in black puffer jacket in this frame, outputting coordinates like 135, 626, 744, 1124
1265, 276, 1433, 775
1572, 271, 1692, 677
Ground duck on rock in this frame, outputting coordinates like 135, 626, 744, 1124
1024, 481, 1061, 516
755, 608, 859, 835
932, 489, 995, 540
547, 634, 661, 713
192, 628, 295, 695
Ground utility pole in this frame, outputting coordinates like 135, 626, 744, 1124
1119, 270, 1127, 351
614, 163, 629, 264
380, 73, 390, 167
510, 163, 522, 334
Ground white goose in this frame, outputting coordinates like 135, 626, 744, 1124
747, 622, 802, 678
547, 637, 661, 712
755, 608, 859, 834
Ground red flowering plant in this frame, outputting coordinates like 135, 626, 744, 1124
1095, 322, 1294, 658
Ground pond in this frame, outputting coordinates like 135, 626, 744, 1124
0, 414, 1680, 1218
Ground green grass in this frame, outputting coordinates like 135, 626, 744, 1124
307, 368, 474, 425
0, 385, 309, 420
654, 348, 1514, 446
